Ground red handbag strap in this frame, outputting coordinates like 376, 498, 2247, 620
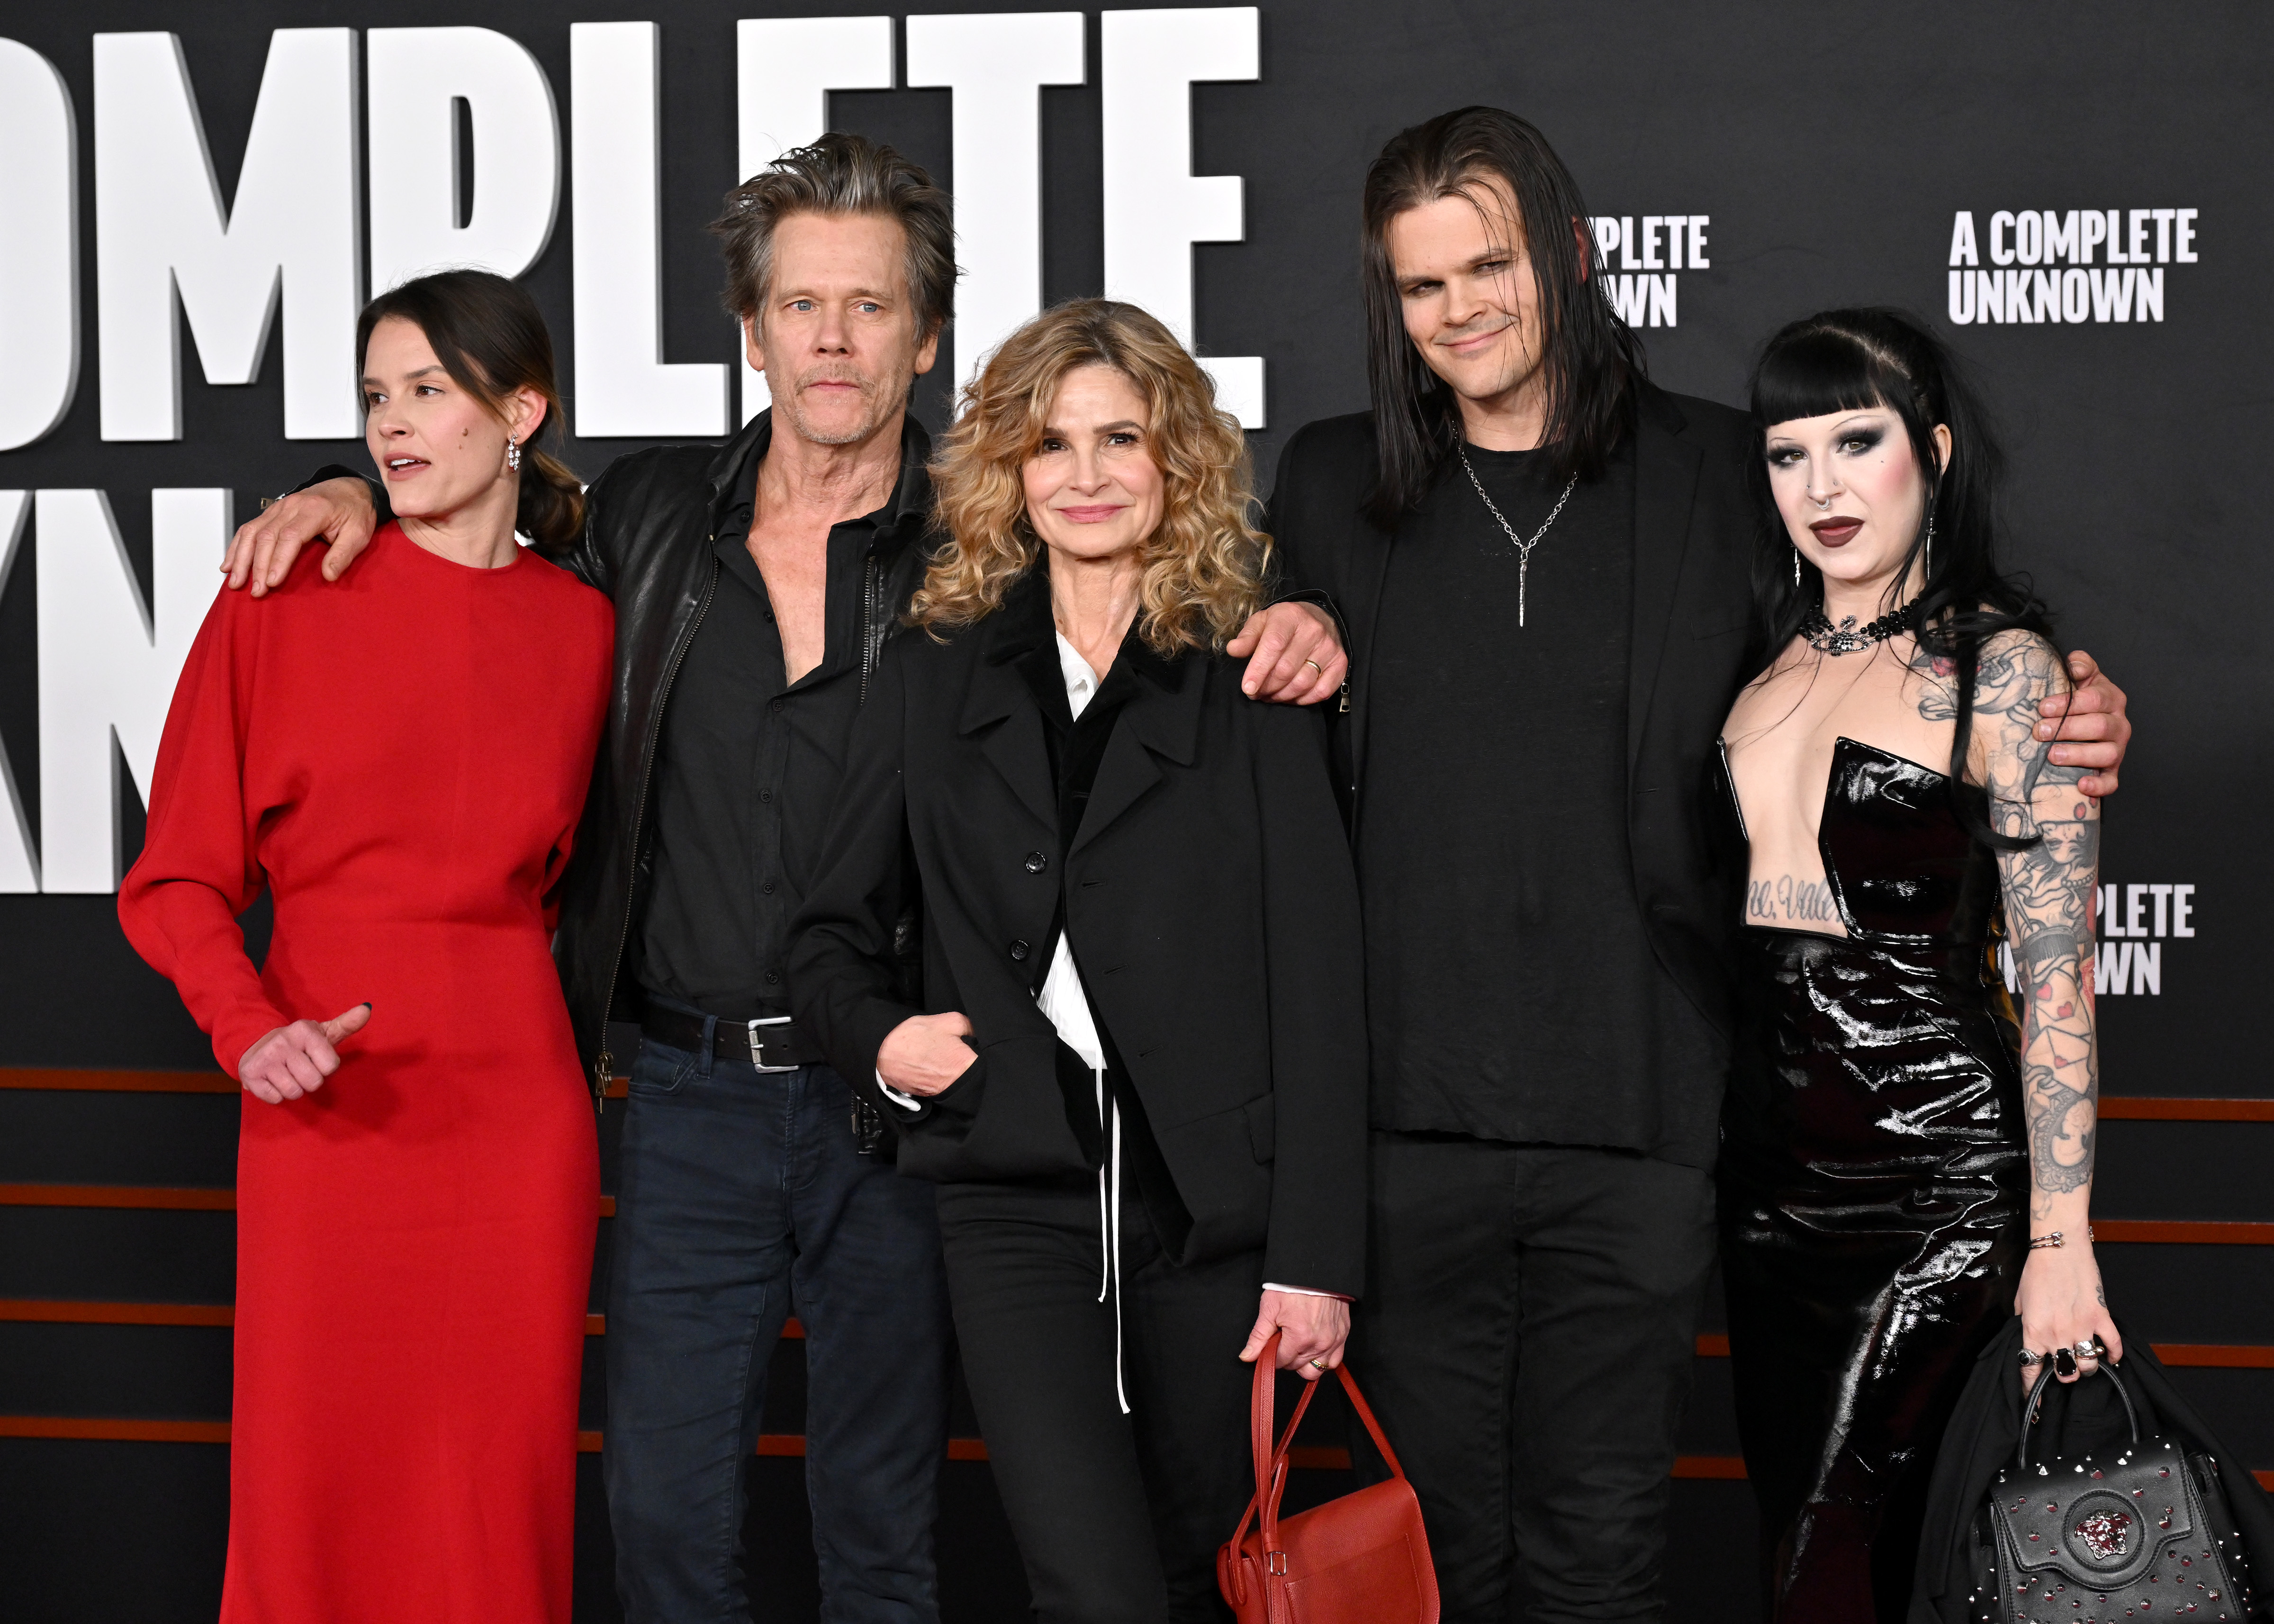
1225, 1335, 1277, 1563
1258, 1348, 1322, 1556
1333, 1361, 1410, 1481
1228, 1339, 1410, 1573
1250, 1332, 1280, 1504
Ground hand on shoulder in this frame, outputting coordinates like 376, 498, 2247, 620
223, 477, 379, 597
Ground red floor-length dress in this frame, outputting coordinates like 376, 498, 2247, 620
118, 523, 613, 1624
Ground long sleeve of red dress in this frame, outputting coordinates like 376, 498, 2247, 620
118, 575, 295, 1074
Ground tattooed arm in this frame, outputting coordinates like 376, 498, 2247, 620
1973, 630, 2121, 1384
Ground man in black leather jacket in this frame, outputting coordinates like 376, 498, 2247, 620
226, 135, 1345, 1622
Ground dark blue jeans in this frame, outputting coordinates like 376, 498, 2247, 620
604, 1019, 952, 1623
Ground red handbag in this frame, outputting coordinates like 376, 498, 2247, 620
1216, 1334, 1440, 1624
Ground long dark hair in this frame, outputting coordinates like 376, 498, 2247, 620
1359, 106, 1644, 527
355, 270, 584, 550
1745, 307, 2058, 837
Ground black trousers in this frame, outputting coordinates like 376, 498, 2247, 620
935, 1179, 1263, 1624
1348, 1135, 1717, 1624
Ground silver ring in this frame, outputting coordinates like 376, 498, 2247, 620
2018, 1348, 2043, 1367
2073, 1339, 2100, 1360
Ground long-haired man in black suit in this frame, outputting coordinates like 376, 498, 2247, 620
1266, 106, 2135, 1622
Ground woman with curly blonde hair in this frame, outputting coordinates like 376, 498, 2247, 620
912, 298, 1273, 656
792, 298, 1368, 1623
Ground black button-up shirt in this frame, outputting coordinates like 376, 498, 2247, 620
637, 415, 932, 1020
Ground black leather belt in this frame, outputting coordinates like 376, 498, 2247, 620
641, 1006, 829, 1072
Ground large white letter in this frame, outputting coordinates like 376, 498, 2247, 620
1101, 7, 1263, 427
734, 16, 895, 421
907, 13, 1085, 388
564, 24, 723, 436
0, 42, 79, 452
93, 31, 361, 442
368, 27, 560, 293
0, 492, 39, 891
36, 488, 226, 893
570, 23, 728, 438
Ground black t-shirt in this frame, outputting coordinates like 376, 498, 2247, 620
1358, 438, 1722, 1165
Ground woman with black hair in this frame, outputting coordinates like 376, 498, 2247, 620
119, 270, 611, 1622
1717, 307, 2119, 1621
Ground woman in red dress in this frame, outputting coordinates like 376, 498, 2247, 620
118, 270, 613, 1623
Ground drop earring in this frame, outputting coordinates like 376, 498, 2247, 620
1922, 514, 1935, 578
506, 439, 522, 473
1793, 546, 1802, 587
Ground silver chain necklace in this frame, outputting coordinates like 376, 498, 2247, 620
1457, 448, 1578, 628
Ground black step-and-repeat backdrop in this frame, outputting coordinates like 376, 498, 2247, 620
2, 3, 2267, 1620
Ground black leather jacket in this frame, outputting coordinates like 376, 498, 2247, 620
534, 410, 936, 1097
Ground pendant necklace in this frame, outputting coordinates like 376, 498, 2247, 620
1458, 447, 1577, 629
1799, 598, 1918, 656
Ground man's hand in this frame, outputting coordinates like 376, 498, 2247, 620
238, 1002, 372, 1105
1238, 1291, 1352, 1382
223, 477, 379, 596
877, 1011, 978, 1099
1228, 602, 1346, 705
2037, 649, 2131, 798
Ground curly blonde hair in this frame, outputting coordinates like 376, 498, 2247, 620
911, 298, 1271, 654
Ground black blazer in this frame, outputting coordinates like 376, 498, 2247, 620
788, 588, 1370, 1297
1265, 381, 1759, 1045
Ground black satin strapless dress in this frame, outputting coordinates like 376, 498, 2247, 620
1717, 737, 2029, 1623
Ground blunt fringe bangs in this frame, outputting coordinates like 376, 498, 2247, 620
1745, 307, 2060, 845
912, 298, 1271, 656
355, 269, 584, 551
1359, 105, 1644, 526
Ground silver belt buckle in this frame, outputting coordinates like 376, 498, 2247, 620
746, 1015, 800, 1073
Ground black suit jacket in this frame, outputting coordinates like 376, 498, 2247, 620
1265, 381, 1757, 1046
789, 592, 1370, 1296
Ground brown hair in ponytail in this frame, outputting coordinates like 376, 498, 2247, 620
355, 269, 584, 550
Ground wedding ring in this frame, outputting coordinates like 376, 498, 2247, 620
1303, 659, 1323, 673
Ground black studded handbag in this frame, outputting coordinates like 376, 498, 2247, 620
1971, 1363, 2260, 1623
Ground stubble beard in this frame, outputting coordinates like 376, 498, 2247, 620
776, 367, 908, 450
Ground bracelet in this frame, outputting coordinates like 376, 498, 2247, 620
2027, 1227, 2095, 1250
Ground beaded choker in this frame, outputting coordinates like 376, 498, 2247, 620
1799, 599, 1918, 656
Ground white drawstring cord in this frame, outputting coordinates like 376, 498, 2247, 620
1093, 1065, 1128, 1414
1094, 1069, 1108, 1301
1046, 639, 1128, 1412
